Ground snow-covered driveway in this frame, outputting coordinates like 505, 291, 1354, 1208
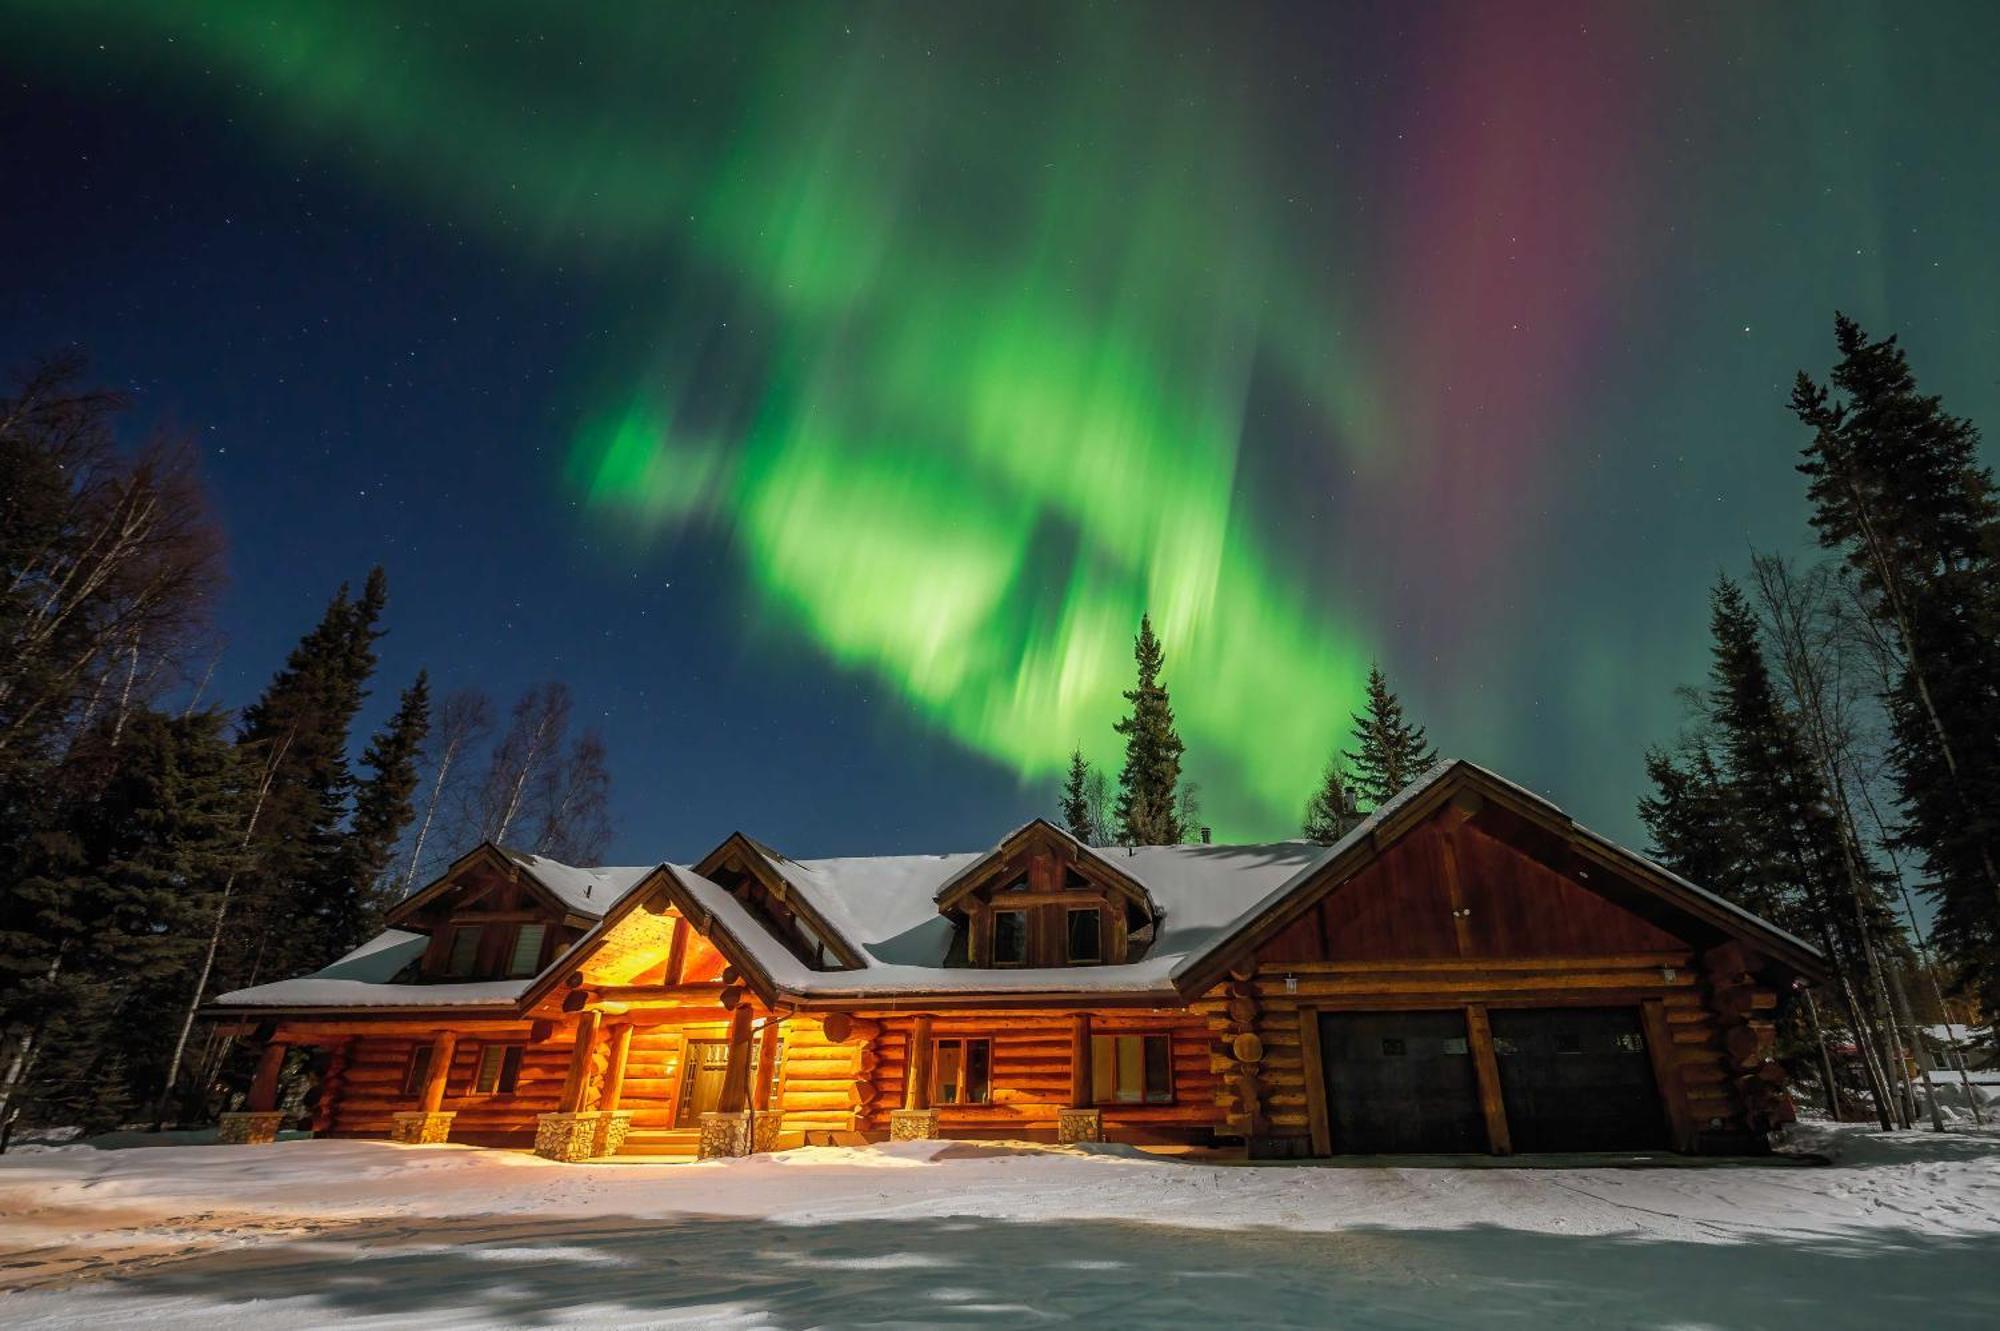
2, 1125, 1996, 1328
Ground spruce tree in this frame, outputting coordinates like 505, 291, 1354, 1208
1792, 314, 2000, 1010
1702, 577, 1846, 930
1656, 576, 1908, 1127
1113, 615, 1186, 845
340, 670, 431, 931
230, 567, 389, 981
8, 709, 247, 1130
1341, 665, 1438, 810
1302, 758, 1356, 845
1637, 739, 1738, 893
1059, 749, 1097, 844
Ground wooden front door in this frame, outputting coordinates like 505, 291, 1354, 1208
1489, 1007, 1667, 1153
1319, 1010, 1488, 1153
674, 1039, 730, 1127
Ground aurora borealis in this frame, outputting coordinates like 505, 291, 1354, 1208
4, 2, 1998, 853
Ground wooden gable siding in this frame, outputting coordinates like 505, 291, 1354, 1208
1199, 805, 1755, 1154
679, 930, 728, 983
1255, 818, 1687, 966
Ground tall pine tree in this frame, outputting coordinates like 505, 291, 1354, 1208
340, 670, 431, 932
6, 709, 247, 1131
1301, 758, 1356, 845
1059, 749, 1097, 844
1113, 615, 1186, 846
1341, 665, 1438, 810
1644, 576, 1909, 1127
1792, 314, 2000, 1012
1637, 738, 1738, 893
230, 567, 388, 983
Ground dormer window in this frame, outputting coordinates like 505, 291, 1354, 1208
394, 848, 577, 983
444, 926, 481, 977
943, 833, 1158, 968
992, 911, 1028, 965
1066, 908, 1102, 963
506, 923, 547, 977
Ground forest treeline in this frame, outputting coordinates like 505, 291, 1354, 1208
1637, 315, 1999, 1127
1061, 314, 1995, 1129
0, 356, 616, 1140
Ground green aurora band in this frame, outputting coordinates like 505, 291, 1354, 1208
14, 2, 1391, 833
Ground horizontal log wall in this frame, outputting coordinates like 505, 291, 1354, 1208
776, 1016, 865, 1139
1194, 955, 1742, 1145
301, 1020, 730, 1141
316, 1032, 573, 1140
798, 1010, 1220, 1141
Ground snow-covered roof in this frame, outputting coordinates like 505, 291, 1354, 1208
218, 757, 1826, 1015
501, 851, 655, 918
211, 854, 663, 1012
210, 929, 531, 1011
673, 839, 1325, 999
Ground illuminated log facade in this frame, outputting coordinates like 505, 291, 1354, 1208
213, 762, 1823, 1159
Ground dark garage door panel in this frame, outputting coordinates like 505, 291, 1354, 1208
1319, 1010, 1488, 1154
1489, 1006, 1667, 1153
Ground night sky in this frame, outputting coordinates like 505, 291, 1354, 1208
4, 2, 1997, 863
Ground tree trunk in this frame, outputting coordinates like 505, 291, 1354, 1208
152, 732, 288, 1129
1801, 989, 1844, 1120
404, 733, 462, 888
1838, 474, 2000, 898
1887, 965, 1944, 1131
0, 948, 66, 1131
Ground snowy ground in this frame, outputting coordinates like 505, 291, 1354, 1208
2, 1125, 1997, 1329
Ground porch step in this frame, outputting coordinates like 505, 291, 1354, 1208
616, 1128, 700, 1157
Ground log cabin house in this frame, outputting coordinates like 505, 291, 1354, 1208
208, 760, 1826, 1162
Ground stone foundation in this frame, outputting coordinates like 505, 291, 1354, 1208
217, 1111, 284, 1145
695, 1109, 779, 1159
389, 1110, 456, 1145
1055, 1107, 1103, 1144
534, 1111, 608, 1163
593, 1110, 634, 1158
888, 1108, 941, 1142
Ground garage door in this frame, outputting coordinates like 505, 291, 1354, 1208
1489, 1006, 1667, 1153
1319, 1010, 1488, 1153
